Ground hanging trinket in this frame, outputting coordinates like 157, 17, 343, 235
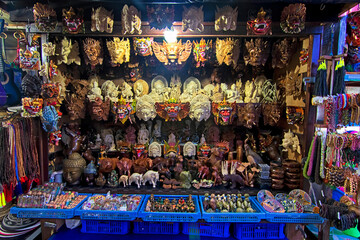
33, 3, 57, 32
62, 7, 84, 34
155, 98, 190, 121
22, 97, 43, 117
152, 40, 192, 66
212, 99, 236, 125
83, 38, 103, 69
91, 7, 114, 33
133, 37, 153, 57
280, 3, 306, 34
215, 6, 238, 31
41, 105, 59, 133
193, 38, 212, 68
106, 38, 130, 66
247, 8, 272, 35
112, 97, 136, 124
147, 5, 174, 30
243, 38, 270, 66
182, 6, 204, 32
216, 38, 240, 67
122, 5, 142, 34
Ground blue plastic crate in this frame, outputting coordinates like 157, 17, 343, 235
234, 223, 286, 240
183, 222, 230, 238
138, 195, 201, 222
133, 221, 180, 234
253, 198, 324, 224
81, 220, 130, 234
75, 194, 144, 221
10, 193, 90, 219
199, 196, 266, 222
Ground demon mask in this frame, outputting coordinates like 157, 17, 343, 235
262, 104, 281, 126
164, 140, 180, 158
107, 38, 130, 67
22, 97, 43, 117
238, 103, 260, 128
272, 38, 298, 69
347, 12, 360, 47
147, 5, 175, 30
212, 99, 236, 125
41, 105, 59, 132
182, 6, 204, 32
133, 144, 147, 159
247, 8, 272, 35
216, 38, 240, 67
62, 7, 84, 34
215, 6, 238, 31
243, 38, 270, 66
280, 3, 306, 34
134, 37, 153, 56
83, 38, 103, 69
197, 142, 211, 157
155, 99, 190, 121
193, 38, 212, 67
88, 97, 110, 121
65, 94, 86, 121
33, 3, 57, 32
111, 97, 136, 124
152, 40, 192, 65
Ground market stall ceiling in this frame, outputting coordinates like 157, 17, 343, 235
0, 0, 356, 22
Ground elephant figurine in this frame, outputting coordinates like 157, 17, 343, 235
129, 173, 143, 188
142, 170, 159, 188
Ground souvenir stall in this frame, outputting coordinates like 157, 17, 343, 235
0, 1, 358, 240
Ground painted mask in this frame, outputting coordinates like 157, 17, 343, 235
49, 60, 58, 80
193, 39, 212, 68
33, 3, 57, 32
262, 104, 281, 126
347, 12, 360, 47
91, 7, 114, 33
238, 103, 259, 128
197, 143, 211, 157
272, 38, 297, 69
112, 97, 136, 124
133, 144, 147, 159
65, 94, 86, 121
122, 5, 142, 34
216, 38, 240, 67
215, 141, 230, 155
164, 140, 180, 158
212, 100, 236, 125
19, 48, 40, 70
117, 141, 131, 154
62, 7, 84, 34
134, 37, 153, 56
107, 38, 130, 67
41, 82, 60, 105
247, 8, 272, 35
41, 105, 59, 132
152, 40, 192, 65
88, 97, 110, 121
147, 5, 174, 30
280, 3, 306, 34
22, 97, 43, 117
155, 99, 190, 121
182, 6, 204, 32
83, 38, 103, 69
215, 6, 238, 31
243, 38, 270, 66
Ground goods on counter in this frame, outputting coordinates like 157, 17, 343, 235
202, 193, 256, 213
81, 193, 142, 211
144, 194, 196, 213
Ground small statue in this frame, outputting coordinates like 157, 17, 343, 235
120, 82, 134, 102
142, 170, 159, 188
225, 84, 242, 103
101, 80, 120, 103
223, 174, 245, 189
57, 37, 81, 65
87, 79, 103, 102
63, 152, 86, 185
179, 171, 192, 189
179, 77, 201, 103
106, 38, 130, 67
95, 173, 106, 187
119, 175, 129, 187
148, 75, 170, 102
107, 170, 119, 187
134, 80, 149, 100
282, 130, 301, 154
129, 173, 143, 188
149, 142, 162, 157
116, 157, 133, 177
63, 126, 85, 156
138, 123, 150, 144
99, 157, 119, 174
153, 120, 162, 140
244, 138, 263, 166
104, 134, 116, 151
183, 142, 196, 157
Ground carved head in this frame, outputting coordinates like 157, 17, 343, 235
244, 38, 270, 66
63, 153, 86, 184
216, 38, 240, 67
184, 142, 196, 157
149, 142, 162, 157
263, 104, 281, 126
33, 3, 57, 31
62, 7, 84, 34
112, 97, 136, 124
215, 6, 238, 31
238, 103, 259, 128
189, 94, 211, 122
280, 3, 306, 34
88, 97, 110, 121
212, 99, 236, 125
136, 95, 156, 121
65, 94, 86, 121
106, 38, 130, 66
247, 7, 272, 35
272, 38, 297, 69
147, 5, 175, 30
182, 6, 204, 32
83, 38, 102, 67
197, 143, 211, 157
133, 144, 147, 159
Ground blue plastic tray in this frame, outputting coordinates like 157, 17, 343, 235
75, 194, 144, 221
138, 195, 201, 222
10, 193, 90, 219
81, 220, 130, 234
183, 222, 230, 238
234, 223, 286, 240
133, 221, 180, 234
199, 196, 266, 223
253, 198, 324, 224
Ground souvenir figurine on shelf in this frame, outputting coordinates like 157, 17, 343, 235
244, 138, 263, 166
280, 3, 306, 34
63, 153, 86, 185
136, 95, 156, 121
212, 99, 237, 125
119, 175, 129, 187
261, 79, 278, 104
95, 173, 106, 187
87, 79, 103, 102
247, 8, 272, 35
101, 80, 120, 103
148, 75, 170, 102
120, 82, 134, 102
272, 38, 298, 69
223, 174, 245, 189
134, 80, 149, 100
91, 7, 114, 33
149, 142, 162, 157
98, 157, 119, 174
83, 38, 103, 69
216, 38, 240, 67
193, 39, 212, 68
152, 40, 192, 66
225, 83, 243, 103
125, 126, 136, 145
33, 3, 57, 32
156, 99, 190, 121
243, 38, 270, 66
117, 157, 133, 177
180, 171, 192, 189
63, 124, 85, 156
206, 125, 220, 146
189, 94, 211, 122
122, 5, 142, 34
84, 161, 97, 186
182, 6, 204, 32
147, 5, 174, 30
129, 173, 143, 188
62, 7, 84, 34
57, 37, 81, 65
107, 170, 119, 188
106, 38, 130, 67
134, 38, 153, 56
41, 105, 59, 132
42, 42, 56, 56
282, 130, 301, 154
142, 170, 159, 188
184, 142, 196, 157
112, 97, 136, 124
179, 77, 201, 102
22, 98, 43, 117
215, 6, 238, 31
138, 123, 150, 144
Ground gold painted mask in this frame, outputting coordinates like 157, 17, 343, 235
106, 38, 130, 67
216, 38, 240, 67
215, 6, 238, 31
83, 38, 103, 69
91, 7, 114, 33
152, 40, 192, 65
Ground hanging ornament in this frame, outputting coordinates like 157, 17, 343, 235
152, 40, 192, 66
247, 7, 272, 35
215, 6, 238, 31
280, 3, 306, 34
33, 3, 57, 32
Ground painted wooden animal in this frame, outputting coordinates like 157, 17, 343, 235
198, 165, 210, 179
119, 175, 129, 187
142, 170, 159, 188
133, 157, 153, 174
99, 157, 119, 174
116, 157, 133, 177
129, 173, 143, 188
223, 174, 245, 189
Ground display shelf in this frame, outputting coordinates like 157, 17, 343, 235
183, 222, 231, 238
10, 193, 90, 219
138, 195, 201, 222
75, 194, 144, 221
133, 221, 180, 235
